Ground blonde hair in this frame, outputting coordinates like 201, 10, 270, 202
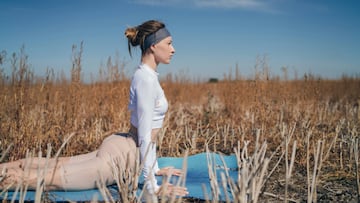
125, 20, 165, 56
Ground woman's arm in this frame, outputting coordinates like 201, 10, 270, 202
135, 76, 160, 194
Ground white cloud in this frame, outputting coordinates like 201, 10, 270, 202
133, 0, 272, 11
194, 0, 266, 9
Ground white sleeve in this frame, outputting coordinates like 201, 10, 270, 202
135, 77, 160, 194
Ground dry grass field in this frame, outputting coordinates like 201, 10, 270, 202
0, 48, 360, 202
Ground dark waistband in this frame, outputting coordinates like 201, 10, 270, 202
114, 124, 139, 147
129, 124, 139, 147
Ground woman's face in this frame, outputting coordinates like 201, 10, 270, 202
152, 36, 175, 64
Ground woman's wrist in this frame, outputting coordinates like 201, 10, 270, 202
155, 168, 160, 176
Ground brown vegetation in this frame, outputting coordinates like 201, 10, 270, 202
0, 47, 359, 202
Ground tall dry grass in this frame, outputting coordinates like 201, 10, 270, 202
0, 46, 359, 202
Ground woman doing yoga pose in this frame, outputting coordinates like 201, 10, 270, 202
0, 19, 188, 197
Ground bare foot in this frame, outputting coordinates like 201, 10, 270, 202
0, 169, 16, 190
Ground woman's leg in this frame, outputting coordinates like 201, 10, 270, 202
0, 157, 70, 172
1, 135, 136, 191
0, 157, 70, 190
0, 151, 98, 190
0, 151, 97, 171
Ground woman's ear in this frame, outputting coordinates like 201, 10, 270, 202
149, 44, 156, 53
144, 47, 154, 55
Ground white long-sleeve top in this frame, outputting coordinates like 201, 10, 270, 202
128, 63, 168, 194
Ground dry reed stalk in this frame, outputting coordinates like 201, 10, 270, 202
353, 138, 360, 202
263, 192, 299, 203
285, 139, 297, 203
340, 133, 344, 169
95, 174, 112, 203
0, 144, 13, 164
205, 148, 220, 202
109, 149, 140, 203
171, 151, 188, 203
307, 136, 323, 203
203, 131, 270, 203
33, 145, 50, 203
281, 122, 297, 203
220, 173, 230, 202
4, 150, 32, 203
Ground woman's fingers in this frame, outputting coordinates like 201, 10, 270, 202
171, 168, 183, 176
159, 183, 188, 196
169, 185, 189, 196
156, 167, 166, 175
157, 167, 184, 176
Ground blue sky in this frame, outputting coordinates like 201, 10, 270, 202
1, 0, 359, 81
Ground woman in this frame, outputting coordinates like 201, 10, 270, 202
125, 19, 188, 196
0, 20, 188, 197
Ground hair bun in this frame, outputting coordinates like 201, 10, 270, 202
125, 27, 139, 46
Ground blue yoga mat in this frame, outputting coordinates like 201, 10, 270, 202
1, 152, 238, 202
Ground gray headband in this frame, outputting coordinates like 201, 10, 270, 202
143, 27, 171, 52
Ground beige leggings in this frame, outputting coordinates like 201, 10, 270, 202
0, 134, 137, 191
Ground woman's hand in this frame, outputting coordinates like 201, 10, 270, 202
156, 182, 189, 197
156, 166, 183, 176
